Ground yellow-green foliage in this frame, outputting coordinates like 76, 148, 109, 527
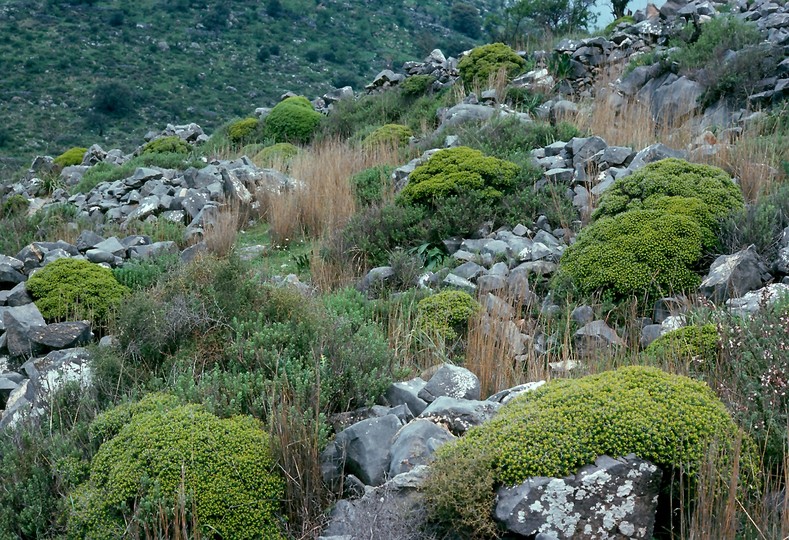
1, 194, 29, 218
362, 123, 413, 148
400, 74, 435, 97
593, 159, 744, 223
264, 96, 322, 144
26, 258, 129, 327
644, 323, 719, 366
426, 366, 753, 536
458, 43, 526, 88
641, 195, 719, 250
416, 289, 480, 341
555, 209, 703, 301
255, 142, 299, 166
398, 146, 520, 207
69, 393, 284, 539
53, 147, 87, 168
227, 117, 261, 144
141, 136, 190, 155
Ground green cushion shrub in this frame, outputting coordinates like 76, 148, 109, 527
644, 323, 719, 366
227, 117, 261, 144
141, 136, 190, 155
416, 289, 480, 342
458, 43, 526, 88
603, 15, 634, 35
362, 123, 413, 149
69, 393, 284, 539
26, 258, 129, 327
400, 74, 435, 97
425, 366, 754, 536
351, 165, 394, 207
593, 159, 744, 223
0, 194, 29, 218
264, 96, 322, 144
398, 146, 520, 208
255, 142, 299, 166
555, 209, 704, 302
53, 147, 87, 168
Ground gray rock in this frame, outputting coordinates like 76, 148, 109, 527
0, 264, 26, 288
388, 419, 455, 476
477, 274, 507, 294
700, 245, 772, 302
321, 414, 404, 487
653, 296, 687, 324
74, 230, 105, 252
574, 320, 625, 358
775, 246, 789, 275
358, 266, 395, 294
725, 283, 789, 316
1, 304, 46, 358
487, 381, 545, 404
570, 136, 607, 167
442, 273, 476, 294
0, 255, 23, 272
450, 261, 486, 281
419, 396, 500, 435
93, 237, 127, 257
418, 364, 480, 403
495, 455, 662, 539
544, 168, 574, 183
571, 305, 594, 324
85, 249, 116, 264
627, 144, 687, 172
640, 324, 665, 349
180, 242, 207, 264
129, 241, 178, 259
28, 322, 92, 353
385, 378, 428, 416
481, 239, 509, 258
438, 103, 497, 130
6, 282, 32, 307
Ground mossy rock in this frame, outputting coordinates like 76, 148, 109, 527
362, 123, 413, 149
26, 258, 129, 327
416, 289, 480, 342
141, 136, 191, 155
458, 43, 526, 88
227, 117, 262, 145
555, 209, 704, 303
255, 142, 299, 166
398, 146, 520, 208
644, 323, 719, 366
53, 147, 87, 168
593, 159, 744, 223
69, 393, 284, 539
425, 366, 755, 536
264, 96, 322, 144
604, 15, 635, 35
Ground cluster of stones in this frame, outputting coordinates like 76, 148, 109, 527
366, 49, 460, 94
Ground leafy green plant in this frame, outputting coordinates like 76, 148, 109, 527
71, 153, 206, 195
409, 242, 449, 272
400, 74, 436, 97
547, 52, 572, 80
458, 43, 526, 88
425, 366, 754, 537
69, 394, 284, 539
603, 15, 634, 35
362, 123, 413, 148
351, 164, 394, 207
670, 15, 761, 72
111, 254, 180, 291
227, 117, 262, 144
0, 194, 29, 218
255, 142, 299, 166
644, 323, 719, 368
53, 146, 87, 168
141, 136, 190, 155
26, 258, 129, 327
416, 289, 480, 342
264, 96, 322, 144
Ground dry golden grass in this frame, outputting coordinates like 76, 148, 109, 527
202, 200, 246, 257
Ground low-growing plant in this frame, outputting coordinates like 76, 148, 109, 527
400, 74, 436, 97
111, 254, 180, 291
458, 43, 526, 88
227, 117, 262, 144
255, 142, 299, 167
644, 323, 719, 371
26, 258, 129, 328
265, 96, 322, 144
0, 193, 29, 218
362, 123, 413, 149
141, 136, 190, 155
416, 289, 480, 342
670, 15, 762, 73
53, 146, 87, 168
351, 164, 394, 207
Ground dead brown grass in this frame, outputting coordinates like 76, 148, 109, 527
202, 200, 246, 257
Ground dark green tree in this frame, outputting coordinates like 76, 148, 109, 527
611, 0, 631, 18
451, 3, 482, 39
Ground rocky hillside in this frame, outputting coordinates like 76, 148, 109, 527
0, 0, 788, 538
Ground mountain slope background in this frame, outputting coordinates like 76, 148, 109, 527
0, 0, 504, 176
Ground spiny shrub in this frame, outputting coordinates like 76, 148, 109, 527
362, 123, 412, 149
351, 165, 394, 207
141, 136, 190, 155
255, 142, 299, 166
265, 96, 322, 144
644, 323, 719, 367
398, 146, 520, 207
416, 289, 480, 342
555, 209, 704, 302
593, 159, 744, 223
53, 147, 87, 168
69, 394, 284, 539
400, 74, 436, 97
425, 366, 754, 537
227, 117, 261, 144
458, 43, 526, 88
26, 258, 129, 327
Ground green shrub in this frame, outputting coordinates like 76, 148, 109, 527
458, 43, 526, 88
26, 258, 129, 327
603, 15, 634, 35
670, 15, 762, 72
53, 146, 87, 168
718, 182, 789, 262
69, 394, 284, 539
398, 146, 520, 208
351, 165, 394, 207
416, 289, 480, 342
400, 75, 435, 97
227, 117, 261, 144
0, 193, 29, 218
593, 158, 744, 223
255, 142, 299, 166
555, 209, 704, 303
425, 366, 753, 536
644, 324, 719, 367
264, 96, 322, 144
362, 123, 413, 148
141, 136, 190, 155
641, 195, 720, 251
111, 254, 180, 291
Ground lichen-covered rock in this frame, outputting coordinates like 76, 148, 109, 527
388, 419, 455, 476
700, 245, 772, 302
418, 364, 481, 403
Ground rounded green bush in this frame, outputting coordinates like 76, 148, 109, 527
53, 147, 88, 168
255, 142, 299, 166
400, 74, 436, 97
362, 123, 413, 149
644, 323, 719, 366
1, 194, 30, 218
26, 258, 129, 327
458, 43, 526, 88
69, 393, 284, 539
426, 366, 753, 535
641, 195, 720, 250
555, 209, 704, 302
593, 158, 744, 223
416, 289, 480, 342
264, 96, 322, 144
227, 117, 261, 144
398, 146, 520, 208
141, 136, 190, 155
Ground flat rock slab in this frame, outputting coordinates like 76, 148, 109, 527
29, 321, 92, 352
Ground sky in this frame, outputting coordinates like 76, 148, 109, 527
592, 0, 668, 29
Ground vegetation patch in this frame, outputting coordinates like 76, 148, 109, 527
458, 43, 526, 88
141, 136, 190, 155
53, 147, 87, 168
416, 289, 480, 342
265, 96, 322, 144
644, 323, 719, 367
362, 123, 413, 149
227, 117, 262, 145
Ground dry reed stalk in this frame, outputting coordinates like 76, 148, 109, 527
203, 200, 244, 257
308, 240, 358, 292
